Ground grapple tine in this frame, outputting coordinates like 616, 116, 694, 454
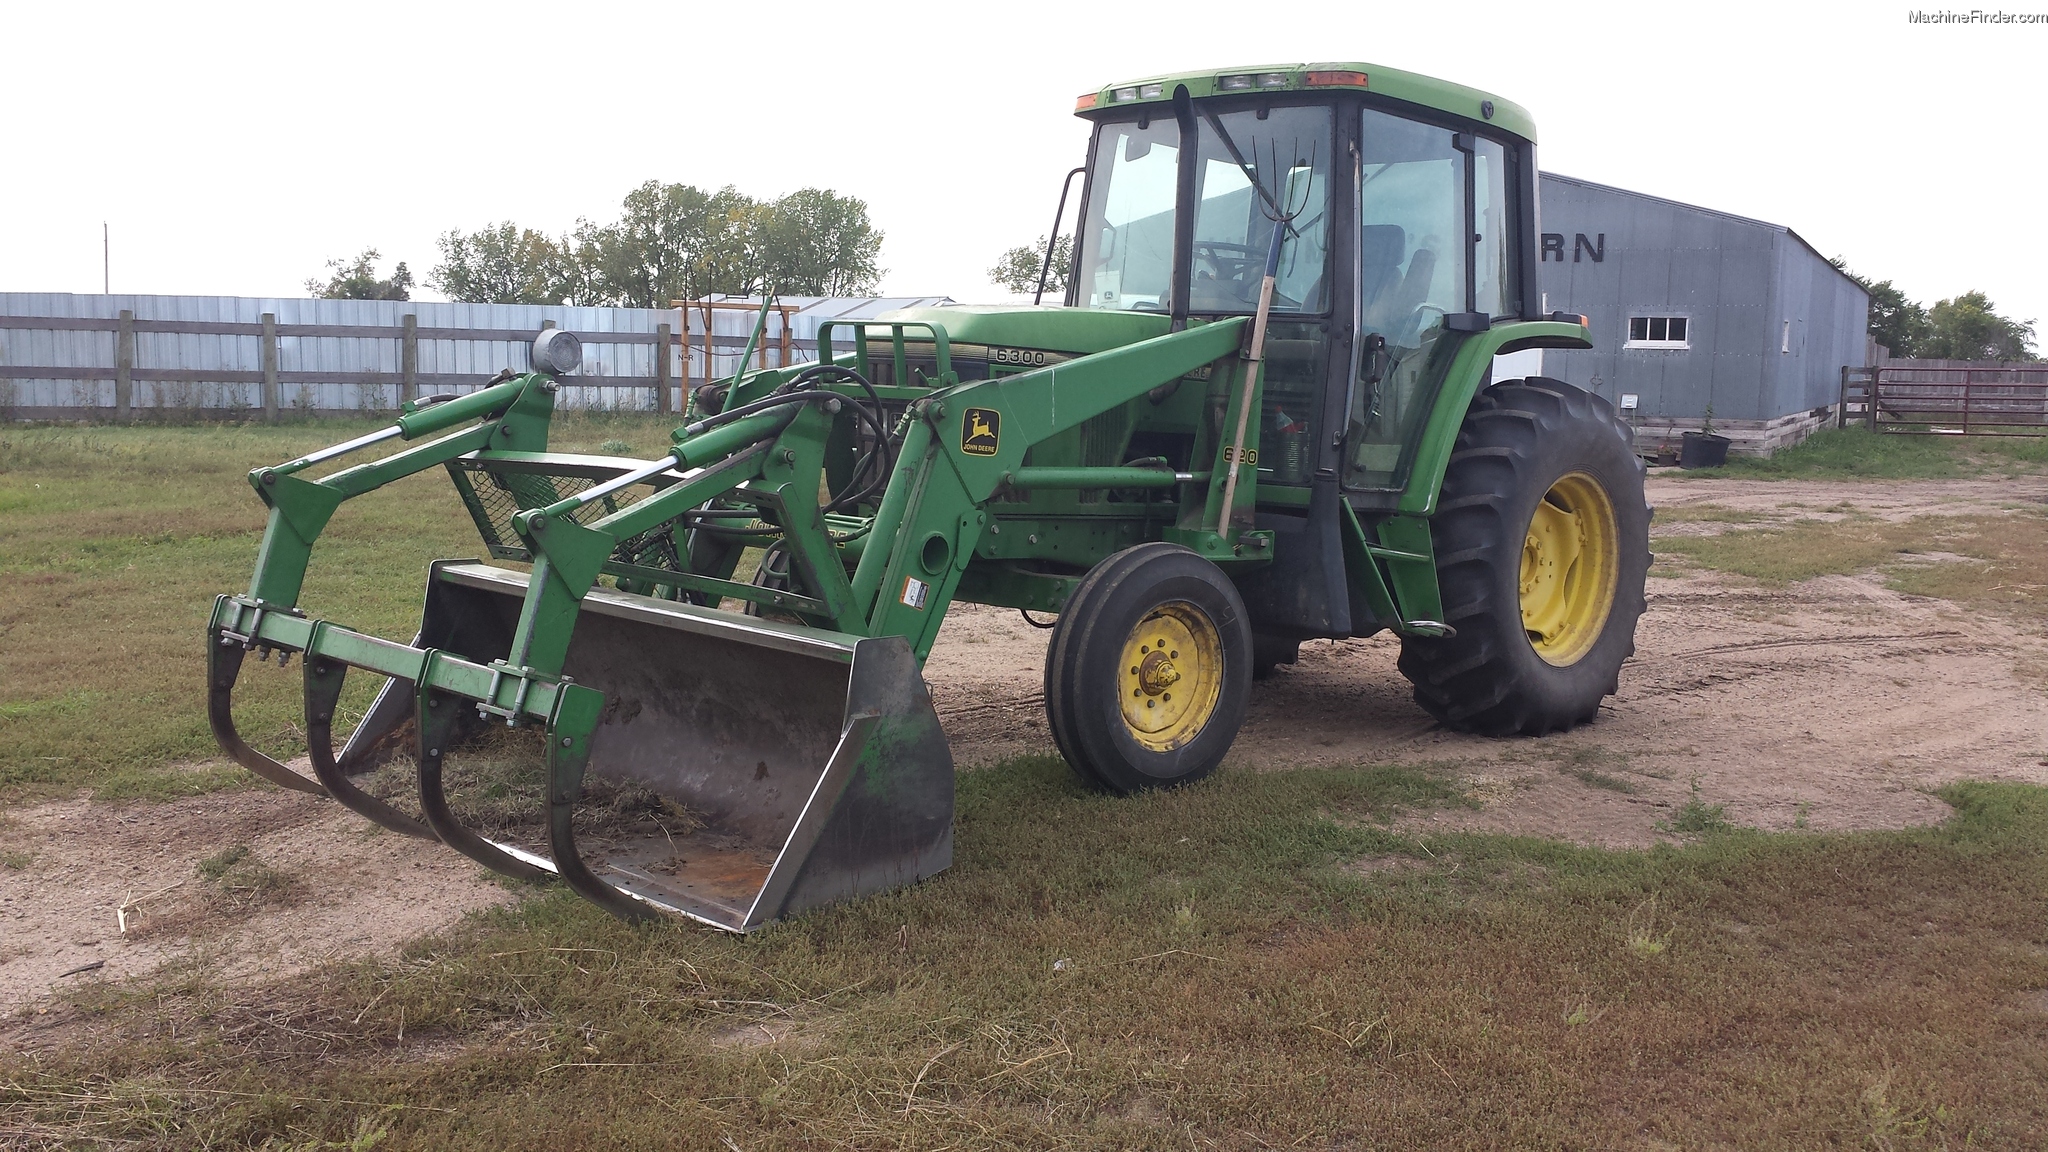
544, 683, 660, 924
413, 674, 556, 884
302, 641, 437, 840
334, 660, 419, 774
205, 611, 325, 797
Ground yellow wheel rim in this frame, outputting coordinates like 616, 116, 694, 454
1519, 471, 1620, 667
1118, 602, 1225, 753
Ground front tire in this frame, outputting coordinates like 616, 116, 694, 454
1045, 544, 1252, 793
1397, 378, 1650, 735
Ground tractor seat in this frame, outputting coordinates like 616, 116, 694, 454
1358, 225, 1406, 331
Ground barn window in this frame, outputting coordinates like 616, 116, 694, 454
1626, 315, 1690, 348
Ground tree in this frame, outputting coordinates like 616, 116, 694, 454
579, 181, 722, 308
430, 181, 887, 310
1831, 257, 1926, 357
1921, 291, 2038, 361
686, 185, 769, 299
428, 223, 579, 305
754, 188, 884, 296
307, 249, 412, 300
1830, 259, 2038, 361
988, 235, 1073, 296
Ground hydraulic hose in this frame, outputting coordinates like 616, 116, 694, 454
671, 362, 895, 541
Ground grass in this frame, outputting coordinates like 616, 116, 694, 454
191, 844, 298, 912
1643, 504, 1768, 525
4, 761, 2046, 1148
5, 420, 2048, 1145
1654, 511, 2048, 611
0, 415, 681, 802
3, 418, 2039, 802
1675, 425, 2048, 481
1560, 747, 1637, 793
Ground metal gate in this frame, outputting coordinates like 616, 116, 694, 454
1839, 364, 2048, 436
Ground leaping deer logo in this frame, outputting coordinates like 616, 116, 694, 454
963, 408, 1000, 455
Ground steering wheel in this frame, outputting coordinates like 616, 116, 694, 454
1394, 303, 1448, 347
1192, 241, 1261, 303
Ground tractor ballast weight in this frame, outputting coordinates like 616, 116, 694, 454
205, 62, 1648, 929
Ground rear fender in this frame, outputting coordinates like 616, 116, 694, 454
1398, 319, 1591, 517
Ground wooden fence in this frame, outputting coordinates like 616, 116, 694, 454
0, 293, 948, 422
0, 312, 681, 422
1839, 360, 2048, 436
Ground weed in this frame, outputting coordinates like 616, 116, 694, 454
1858, 1067, 1951, 1149
194, 844, 297, 911
1661, 775, 1732, 834
1626, 927, 1668, 958
1625, 896, 1672, 958
1, 848, 31, 869
263, 1111, 394, 1151
1572, 769, 1635, 793
1795, 801, 1812, 830
196, 844, 251, 881
1649, 504, 1769, 526
597, 439, 632, 455
1562, 747, 1636, 793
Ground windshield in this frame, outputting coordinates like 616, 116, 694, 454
1076, 105, 1333, 315
1076, 118, 1179, 312
1189, 106, 1332, 313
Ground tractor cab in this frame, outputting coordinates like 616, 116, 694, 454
1065, 64, 1539, 501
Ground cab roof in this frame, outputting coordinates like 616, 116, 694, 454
1078, 62, 1535, 143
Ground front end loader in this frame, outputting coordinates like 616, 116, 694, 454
206, 61, 1648, 930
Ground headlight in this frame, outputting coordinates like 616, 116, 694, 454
531, 328, 582, 376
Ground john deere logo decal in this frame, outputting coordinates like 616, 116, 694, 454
962, 408, 1000, 456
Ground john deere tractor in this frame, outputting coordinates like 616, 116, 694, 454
207, 62, 1648, 931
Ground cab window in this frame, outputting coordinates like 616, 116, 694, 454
1345, 109, 1468, 489
1076, 118, 1180, 312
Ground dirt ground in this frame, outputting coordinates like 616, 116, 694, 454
0, 775, 508, 1012
931, 474, 2048, 844
6, 474, 2046, 1007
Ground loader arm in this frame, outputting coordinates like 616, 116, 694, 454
847, 316, 1254, 655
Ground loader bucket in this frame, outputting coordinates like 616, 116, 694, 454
412, 562, 955, 931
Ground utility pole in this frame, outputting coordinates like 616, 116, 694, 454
103, 222, 109, 294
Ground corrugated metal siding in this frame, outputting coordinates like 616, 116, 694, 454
1534, 174, 1868, 423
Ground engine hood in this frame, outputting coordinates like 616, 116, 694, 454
874, 305, 1176, 358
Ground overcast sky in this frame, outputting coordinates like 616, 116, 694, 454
4, 0, 2040, 331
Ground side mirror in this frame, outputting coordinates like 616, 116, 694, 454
1097, 225, 1118, 262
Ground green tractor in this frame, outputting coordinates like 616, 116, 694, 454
207, 61, 1648, 931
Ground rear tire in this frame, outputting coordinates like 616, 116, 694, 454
1045, 543, 1252, 793
1396, 378, 1650, 735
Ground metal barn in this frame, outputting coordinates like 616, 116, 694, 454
1523, 173, 1870, 456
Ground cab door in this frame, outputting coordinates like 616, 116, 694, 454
1342, 108, 1472, 490
1341, 108, 1523, 493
